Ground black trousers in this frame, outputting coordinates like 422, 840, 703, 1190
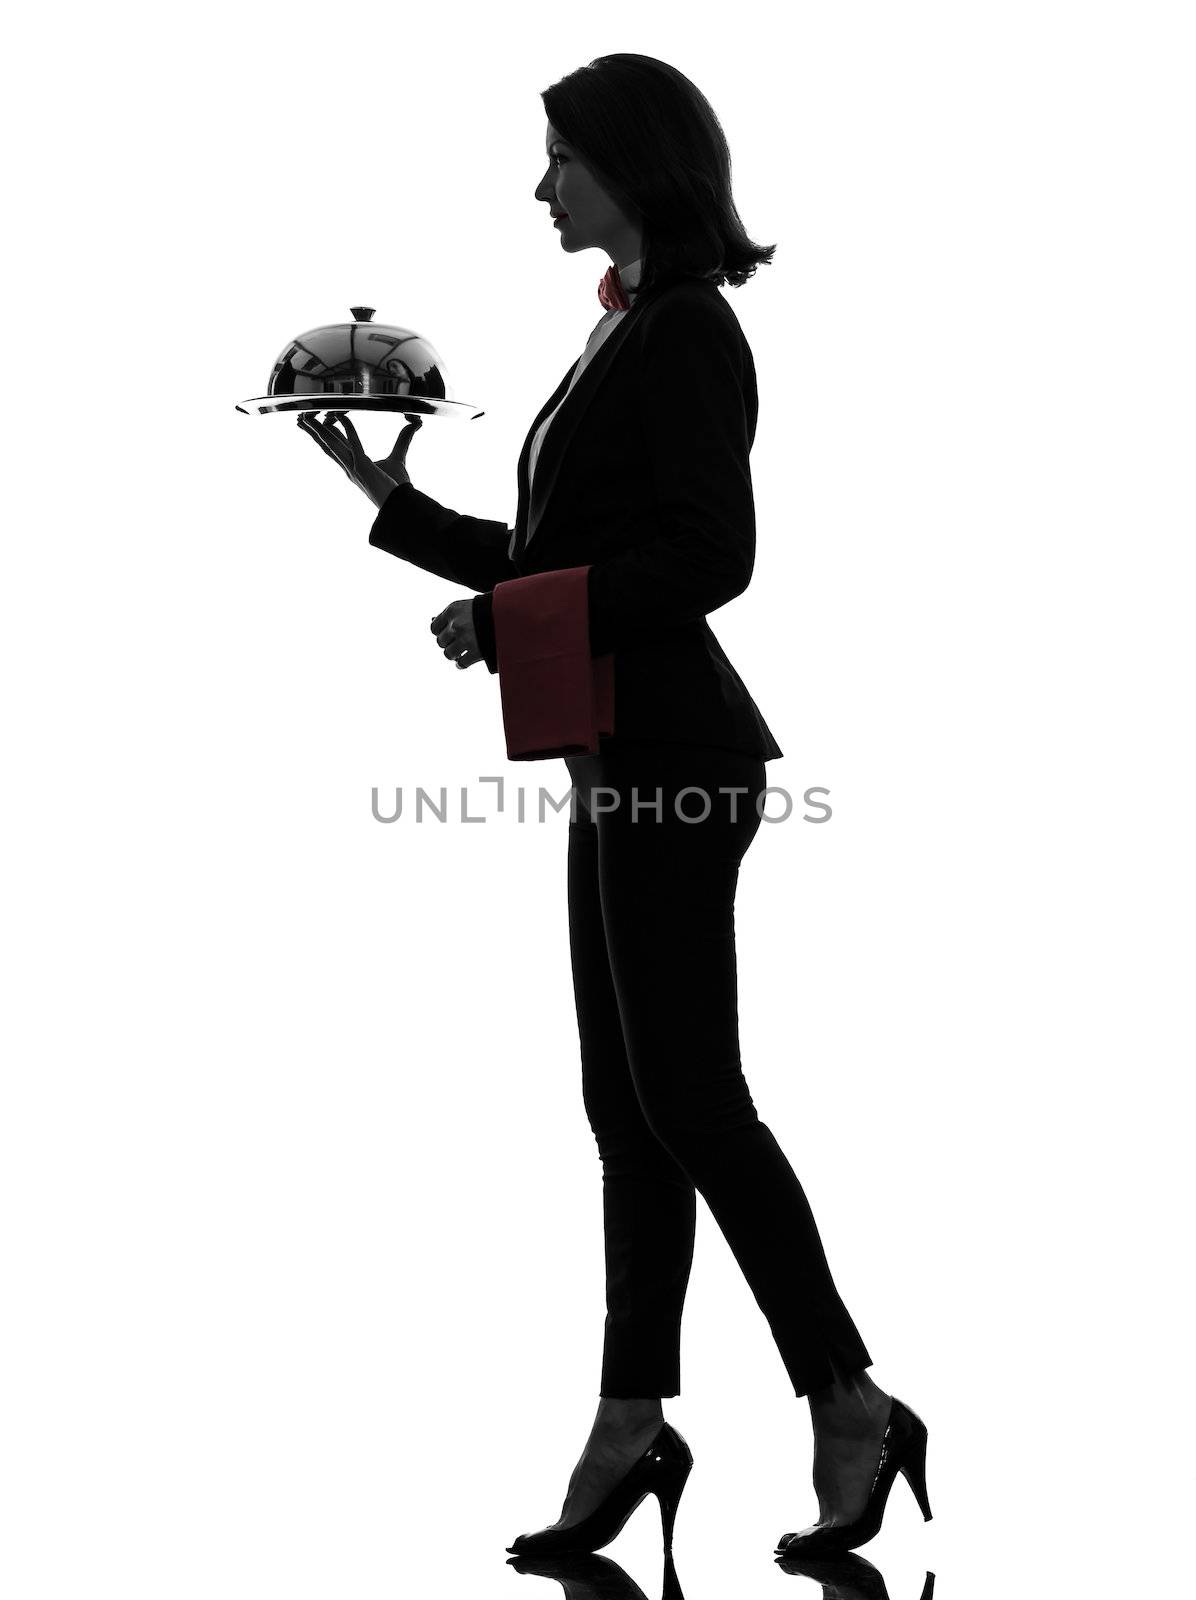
563, 740, 872, 1399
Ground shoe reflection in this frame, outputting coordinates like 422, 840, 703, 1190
775, 1550, 934, 1600
507, 1548, 685, 1600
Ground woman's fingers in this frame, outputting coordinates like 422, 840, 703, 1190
430, 601, 480, 667
324, 411, 372, 477
297, 412, 351, 474
332, 412, 368, 467
432, 612, 463, 656
321, 410, 350, 447
297, 411, 333, 457
298, 411, 331, 447
379, 414, 422, 470
319, 412, 351, 466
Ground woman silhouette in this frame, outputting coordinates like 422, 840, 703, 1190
300, 53, 931, 1560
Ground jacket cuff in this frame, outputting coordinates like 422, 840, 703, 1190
472, 591, 498, 674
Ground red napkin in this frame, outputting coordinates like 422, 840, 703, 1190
491, 566, 615, 760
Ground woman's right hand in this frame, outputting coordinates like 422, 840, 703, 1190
297, 411, 423, 509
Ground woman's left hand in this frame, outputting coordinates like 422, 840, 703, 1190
431, 598, 484, 669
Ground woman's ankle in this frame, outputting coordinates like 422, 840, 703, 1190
807, 1365, 889, 1427
595, 1396, 664, 1430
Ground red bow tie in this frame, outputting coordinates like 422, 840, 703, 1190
598, 264, 632, 312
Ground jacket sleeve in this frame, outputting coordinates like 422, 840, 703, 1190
584, 296, 757, 656
369, 481, 510, 673
368, 480, 517, 593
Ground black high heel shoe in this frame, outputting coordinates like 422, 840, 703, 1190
775, 1396, 932, 1557
506, 1420, 693, 1557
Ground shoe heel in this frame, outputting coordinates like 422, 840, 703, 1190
900, 1429, 933, 1522
655, 1458, 691, 1552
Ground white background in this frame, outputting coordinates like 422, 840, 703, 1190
2, 4, 1192, 1597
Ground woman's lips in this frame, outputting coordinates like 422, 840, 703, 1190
553, 214, 569, 224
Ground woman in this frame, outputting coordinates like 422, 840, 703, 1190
300, 53, 931, 1561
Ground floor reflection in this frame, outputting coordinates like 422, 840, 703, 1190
506, 1551, 664, 1598
507, 1548, 935, 1599
776, 1550, 935, 1598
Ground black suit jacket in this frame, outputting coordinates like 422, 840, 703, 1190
368, 274, 783, 761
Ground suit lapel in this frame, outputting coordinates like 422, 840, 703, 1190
513, 294, 652, 561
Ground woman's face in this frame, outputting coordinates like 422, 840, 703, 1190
535, 121, 642, 265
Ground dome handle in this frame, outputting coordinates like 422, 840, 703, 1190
349, 305, 376, 322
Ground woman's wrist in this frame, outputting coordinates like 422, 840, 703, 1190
361, 460, 403, 510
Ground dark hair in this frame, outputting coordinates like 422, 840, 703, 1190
541, 53, 775, 294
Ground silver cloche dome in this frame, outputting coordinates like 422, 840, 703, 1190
236, 305, 483, 419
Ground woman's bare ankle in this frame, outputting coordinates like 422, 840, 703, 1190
807, 1365, 890, 1430
594, 1396, 664, 1434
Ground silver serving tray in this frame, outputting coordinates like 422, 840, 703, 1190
236, 393, 483, 419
